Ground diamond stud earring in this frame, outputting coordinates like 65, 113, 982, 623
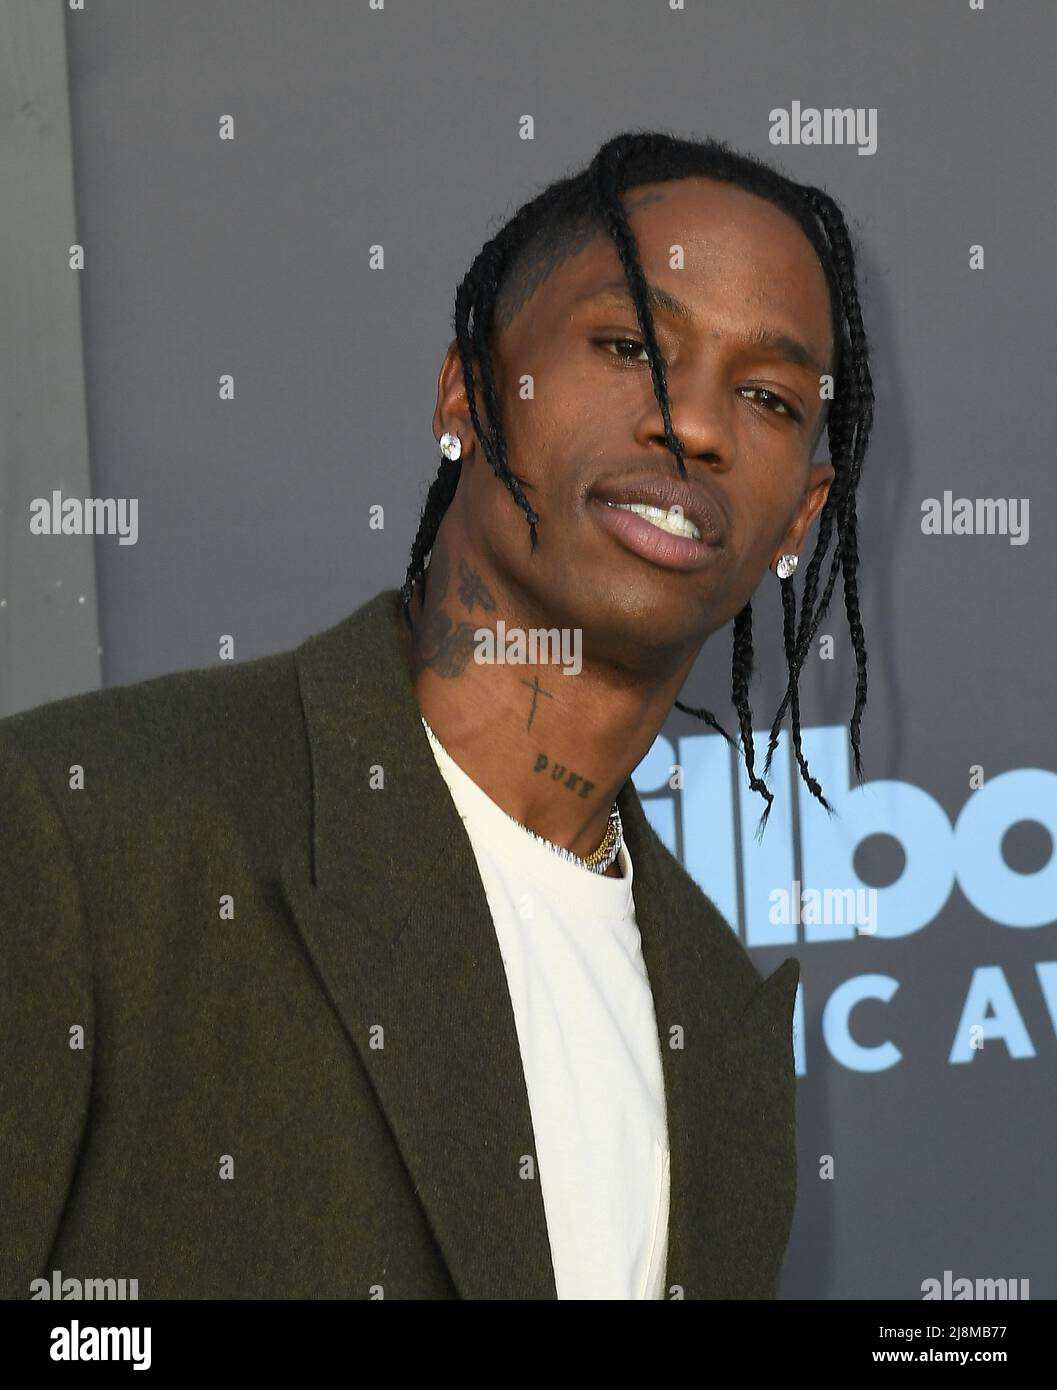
438, 431, 463, 462
776, 553, 799, 580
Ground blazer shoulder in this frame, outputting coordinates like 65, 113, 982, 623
0, 644, 299, 766
0, 644, 308, 853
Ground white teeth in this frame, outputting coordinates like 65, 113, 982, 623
612, 501, 702, 541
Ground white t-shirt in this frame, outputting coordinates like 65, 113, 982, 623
421, 717, 671, 1300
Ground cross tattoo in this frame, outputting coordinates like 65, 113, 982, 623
520, 675, 553, 731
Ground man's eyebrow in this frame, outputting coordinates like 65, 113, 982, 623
575, 280, 830, 377
577, 280, 695, 325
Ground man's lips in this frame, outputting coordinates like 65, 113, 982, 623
589, 473, 726, 547
587, 472, 726, 573
590, 498, 722, 572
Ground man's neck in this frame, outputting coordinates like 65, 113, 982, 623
397, 549, 698, 867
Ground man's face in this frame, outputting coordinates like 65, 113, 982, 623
434, 175, 835, 670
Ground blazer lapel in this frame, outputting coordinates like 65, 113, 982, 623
278, 590, 556, 1299
279, 588, 799, 1300
623, 789, 801, 1298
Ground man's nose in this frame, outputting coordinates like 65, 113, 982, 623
637, 364, 735, 471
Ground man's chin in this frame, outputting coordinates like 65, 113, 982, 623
560, 599, 711, 674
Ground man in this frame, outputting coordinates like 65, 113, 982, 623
0, 130, 873, 1300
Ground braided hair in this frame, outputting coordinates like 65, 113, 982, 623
400, 130, 874, 840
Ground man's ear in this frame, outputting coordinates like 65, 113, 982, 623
431, 338, 498, 451
432, 339, 468, 446
771, 459, 835, 573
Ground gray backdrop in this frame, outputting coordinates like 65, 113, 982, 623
4, 0, 1055, 1300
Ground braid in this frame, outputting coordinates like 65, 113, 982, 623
459, 247, 539, 539
398, 458, 461, 616
759, 184, 874, 806
729, 602, 777, 840
591, 137, 687, 482
402, 131, 875, 835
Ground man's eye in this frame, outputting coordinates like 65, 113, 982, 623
741, 386, 802, 422
600, 337, 649, 363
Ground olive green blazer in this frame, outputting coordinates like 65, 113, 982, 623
0, 588, 799, 1300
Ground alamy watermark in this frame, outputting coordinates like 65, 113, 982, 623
921, 1270, 1029, 1300
30, 1269, 139, 1299
769, 101, 877, 156
474, 621, 582, 676
29, 490, 138, 545
769, 880, 878, 935
921, 492, 1028, 545
49, 1321, 151, 1370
